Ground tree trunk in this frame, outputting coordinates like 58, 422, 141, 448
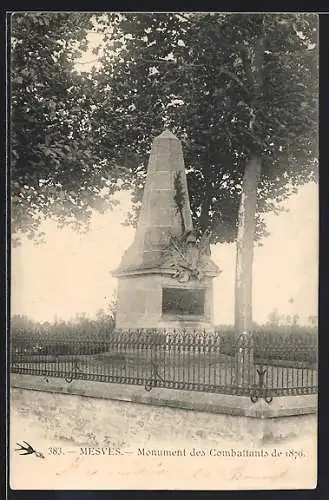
234, 154, 262, 334
233, 23, 265, 387
234, 154, 261, 388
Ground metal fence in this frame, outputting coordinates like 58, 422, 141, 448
10, 329, 318, 404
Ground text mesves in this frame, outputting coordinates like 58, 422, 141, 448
80, 447, 123, 456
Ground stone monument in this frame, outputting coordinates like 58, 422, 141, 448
113, 130, 220, 330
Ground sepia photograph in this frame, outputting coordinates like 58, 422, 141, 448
9, 11, 318, 490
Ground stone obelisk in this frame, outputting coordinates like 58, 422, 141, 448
113, 130, 219, 330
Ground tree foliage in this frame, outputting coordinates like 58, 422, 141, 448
10, 12, 118, 243
11, 12, 318, 244
92, 12, 318, 243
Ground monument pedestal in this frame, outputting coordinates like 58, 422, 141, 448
115, 270, 215, 331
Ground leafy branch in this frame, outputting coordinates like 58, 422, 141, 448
173, 171, 186, 235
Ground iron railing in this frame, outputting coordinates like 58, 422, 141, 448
10, 329, 318, 403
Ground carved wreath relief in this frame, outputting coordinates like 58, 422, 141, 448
163, 230, 212, 283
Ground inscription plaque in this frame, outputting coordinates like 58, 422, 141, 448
162, 288, 205, 316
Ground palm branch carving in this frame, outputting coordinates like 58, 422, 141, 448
162, 229, 213, 282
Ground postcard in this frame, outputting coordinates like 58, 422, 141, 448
9, 11, 318, 491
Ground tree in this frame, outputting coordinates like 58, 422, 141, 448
267, 309, 281, 327
91, 13, 317, 245
10, 12, 118, 244
233, 17, 267, 334
91, 13, 317, 338
11, 13, 318, 247
11, 314, 36, 331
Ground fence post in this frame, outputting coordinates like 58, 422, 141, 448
234, 331, 254, 390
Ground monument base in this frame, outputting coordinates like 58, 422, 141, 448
115, 270, 215, 331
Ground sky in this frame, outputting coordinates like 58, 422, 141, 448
11, 182, 318, 325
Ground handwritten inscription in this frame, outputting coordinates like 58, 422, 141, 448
229, 465, 291, 481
